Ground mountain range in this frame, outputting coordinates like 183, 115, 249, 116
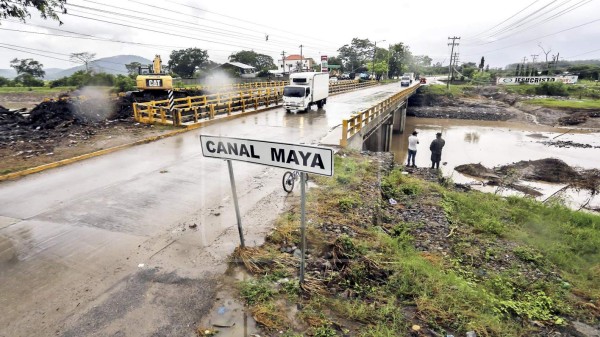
0, 55, 153, 80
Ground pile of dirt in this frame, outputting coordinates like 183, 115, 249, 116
558, 112, 590, 126
497, 158, 580, 183
455, 158, 600, 196
541, 140, 599, 149
455, 163, 497, 179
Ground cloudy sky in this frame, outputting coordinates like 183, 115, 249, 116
0, 0, 599, 70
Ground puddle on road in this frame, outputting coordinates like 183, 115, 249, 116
197, 266, 259, 337
391, 117, 600, 210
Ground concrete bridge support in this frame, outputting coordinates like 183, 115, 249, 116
392, 103, 407, 134
363, 120, 393, 152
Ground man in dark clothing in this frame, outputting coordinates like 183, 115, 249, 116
429, 132, 445, 169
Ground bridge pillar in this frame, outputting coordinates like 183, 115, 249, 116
392, 101, 407, 134
363, 121, 393, 152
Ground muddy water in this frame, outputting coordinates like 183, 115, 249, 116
390, 117, 600, 209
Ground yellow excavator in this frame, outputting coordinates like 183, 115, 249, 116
135, 55, 173, 96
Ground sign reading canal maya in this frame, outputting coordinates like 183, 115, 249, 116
199, 135, 334, 176
497, 76, 578, 85
321, 55, 328, 73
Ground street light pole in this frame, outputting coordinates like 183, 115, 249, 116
387, 43, 391, 80
372, 39, 385, 80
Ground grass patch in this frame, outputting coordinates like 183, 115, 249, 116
523, 98, 600, 109
443, 190, 600, 300
236, 154, 600, 336
421, 84, 471, 98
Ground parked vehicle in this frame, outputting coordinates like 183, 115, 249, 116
283, 72, 329, 113
420, 77, 427, 84
400, 76, 411, 87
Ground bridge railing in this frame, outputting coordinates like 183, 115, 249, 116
175, 81, 288, 93
133, 87, 283, 126
132, 79, 383, 126
340, 84, 420, 147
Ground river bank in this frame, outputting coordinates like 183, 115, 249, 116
407, 84, 600, 129
227, 151, 600, 337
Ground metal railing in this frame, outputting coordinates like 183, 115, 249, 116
175, 81, 288, 93
133, 87, 283, 126
132, 79, 382, 126
339, 84, 420, 147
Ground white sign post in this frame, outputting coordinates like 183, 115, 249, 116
200, 135, 334, 282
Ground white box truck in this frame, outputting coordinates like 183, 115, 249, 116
283, 72, 329, 112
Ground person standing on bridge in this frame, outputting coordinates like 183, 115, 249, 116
429, 132, 445, 170
407, 131, 419, 167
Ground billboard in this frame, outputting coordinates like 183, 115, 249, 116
497, 76, 578, 85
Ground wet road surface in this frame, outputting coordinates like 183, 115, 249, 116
0, 82, 409, 336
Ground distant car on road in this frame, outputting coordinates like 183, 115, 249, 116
420, 77, 427, 84
400, 76, 411, 86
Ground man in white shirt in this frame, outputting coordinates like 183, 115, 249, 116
407, 131, 419, 167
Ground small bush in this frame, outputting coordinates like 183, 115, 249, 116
114, 75, 136, 92
535, 82, 568, 96
239, 279, 274, 305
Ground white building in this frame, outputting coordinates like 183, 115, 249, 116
278, 54, 315, 73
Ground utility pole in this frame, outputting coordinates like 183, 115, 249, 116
447, 36, 460, 89
521, 56, 528, 76
530, 54, 538, 76
386, 43, 391, 80
280, 51, 286, 73
299, 45, 303, 72
451, 52, 459, 81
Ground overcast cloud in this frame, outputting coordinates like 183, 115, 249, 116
0, 0, 599, 71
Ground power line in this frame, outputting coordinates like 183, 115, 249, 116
0, 22, 188, 50
470, 0, 591, 46
166, 0, 340, 47
465, 0, 541, 40
565, 47, 600, 59
65, 5, 321, 55
463, 17, 600, 57
68, 3, 272, 46
123, 0, 336, 53
480, 0, 565, 40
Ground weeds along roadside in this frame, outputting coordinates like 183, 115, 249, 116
231, 151, 600, 337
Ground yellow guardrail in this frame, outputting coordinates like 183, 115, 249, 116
133, 79, 384, 126
329, 79, 378, 93
133, 87, 283, 126
339, 84, 420, 147
175, 81, 288, 93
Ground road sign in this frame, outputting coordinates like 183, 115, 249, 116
200, 135, 334, 176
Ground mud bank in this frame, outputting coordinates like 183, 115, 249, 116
408, 85, 600, 128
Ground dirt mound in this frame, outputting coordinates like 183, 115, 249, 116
0, 105, 26, 124
454, 159, 600, 196
558, 112, 589, 126
498, 158, 580, 183
455, 163, 496, 178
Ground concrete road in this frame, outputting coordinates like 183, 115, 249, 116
0, 82, 408, 337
